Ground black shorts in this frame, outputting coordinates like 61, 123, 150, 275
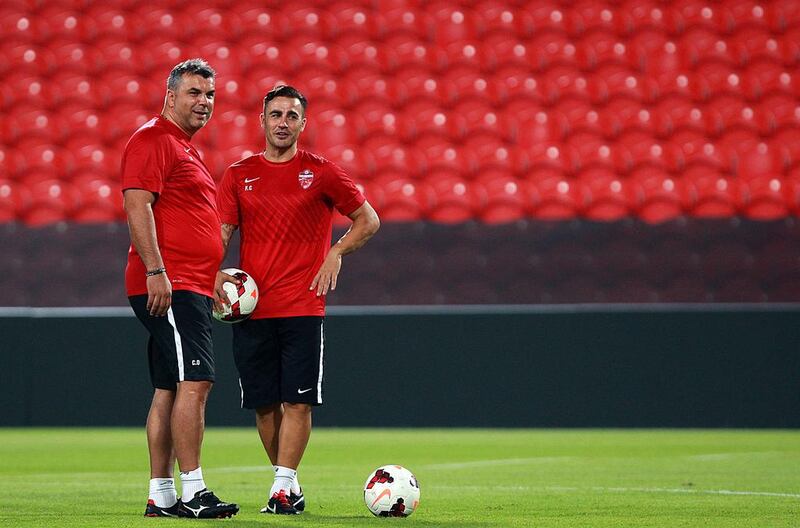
129, 290, 215, 390
232, 316, 325, 409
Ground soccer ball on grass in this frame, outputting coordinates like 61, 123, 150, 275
363, 465, 420, 517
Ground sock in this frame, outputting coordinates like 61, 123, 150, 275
149, 477, 177, 508
180, 467, 207, 501
291, 474, 302, 495
270, 465, 296, 497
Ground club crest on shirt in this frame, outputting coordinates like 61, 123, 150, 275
298, 169, 314, 190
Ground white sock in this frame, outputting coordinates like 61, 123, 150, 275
180, 467, 207, 501
291, 474, 302, 495
149, 477, 177, 507
270, 465, 296, 497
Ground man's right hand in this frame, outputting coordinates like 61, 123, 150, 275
146, 273, 172, 317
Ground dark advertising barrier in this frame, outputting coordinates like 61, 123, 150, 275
1, 305, 798, 427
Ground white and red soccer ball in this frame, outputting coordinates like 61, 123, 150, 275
363, 465, 420, 517
212, 268, 259, 323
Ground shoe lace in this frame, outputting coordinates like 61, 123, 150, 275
273, 490, 291, 506
198, 490, 222, 504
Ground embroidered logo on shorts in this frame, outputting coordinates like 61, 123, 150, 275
298, 169, 314, 190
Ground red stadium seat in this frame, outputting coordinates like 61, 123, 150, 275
474, 172, 527, 224
0, 179, 31, 222
64, 138, 117, 177
541, 65, 591, 103
387, 66, 446, 108
779, 25, 800, 65
3, 42, 57, 77
629, 29, 678, 74
81, 5, 134, 41
15, 139, 75, 178
71, 176, 123, 223
754, 94, 800, 134
353, 101, 398, 142
691, 60, 742, 101
46, 71, 100, 109
363, 138, 425, 179
740, 60, 794, 100
369, 178, 431, 222
525, 176, 584, 220
473, 1, 524, 37
208, 110, 261, 151
438, 66, 492, 106
463, 135, 524, 174
336, 34, 379, 72
440, 40, 484, 72
429, 3, 482, 44
528, 30, 577, 71
504, 98, 553, 143
741, 176, 789, 220
715, 129, 764, 174
293, 69, 351, 107
767, 0, 800, 31
44, 39, 102, 74
397, 101, 461, 143
524, 141, 576, 174
642, 69, 693, 103
770, 123, 800, 166
490, 66, 546, 104
677, 28, 735, 68
340, 66, 391, 104
683, 168, 740, 218
664, 0, 719, 34
426, 173, 482, 224
415, 137, 477, 175
318, 143, 374, 181
578, 167, 631, 221
22, 179, 78, 226
599, 97, 654, 138
718, 0, 769, 32
576, 29, 628, 71
651, 96, 704, 137
616, 0, 669, 35
731, 140, 788, 178
566, 131, 615, 172
550, 97, 602, 139
588, 65, 645, 104
278, 5, 338, 41
567, 1, 617, 35
378, 7, 435, 41
4, 74, 48, 112
452, 100, 514, 141
666, 130, 728, 172
703, 95, 758, 136
479, 32, 529, 71
306, 108, 358, 151
730, 26, 783, 66
328, 2, 376, 39
2, 104, 53, 144
519, 2, 567, 36
629, 167, 686, 223
613, 130, 666, 173
379, 34, 444, 73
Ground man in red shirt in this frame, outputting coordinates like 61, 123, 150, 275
122, 58, 238, 519
216, 85, 380, 515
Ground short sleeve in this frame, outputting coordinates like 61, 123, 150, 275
120, 132, 172, 195
322, 161, 366, 217
217, 165, 240, 225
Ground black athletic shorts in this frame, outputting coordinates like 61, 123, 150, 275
232, 316, 325, 409
129, 290, 215, 390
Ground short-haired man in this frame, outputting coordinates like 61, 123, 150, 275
122, 58, 238, 519
215, 85, 380, 514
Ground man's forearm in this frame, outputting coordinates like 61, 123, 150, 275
125, 197, 164, 271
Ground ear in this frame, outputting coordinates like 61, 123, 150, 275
299, 117, 307, 132
166, 89, 176, 108
260, 113, 266, 128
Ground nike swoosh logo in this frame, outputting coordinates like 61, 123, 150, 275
244, 177, 260, 183
185, 147, 191, 153
297, 388, 313, 394
370, 488, 391, 508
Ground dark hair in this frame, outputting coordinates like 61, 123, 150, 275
167, 58, 215, 90
263, 85, 308, 114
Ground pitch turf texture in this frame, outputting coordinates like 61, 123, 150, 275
1, 429, 798, 527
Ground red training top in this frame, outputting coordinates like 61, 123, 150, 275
121, 116, 223, 298
217, 150, 365, 318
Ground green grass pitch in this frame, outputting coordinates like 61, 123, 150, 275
1, 428, 798, 527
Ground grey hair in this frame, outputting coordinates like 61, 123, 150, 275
167, 58, 215, 90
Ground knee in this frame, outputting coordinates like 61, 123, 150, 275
256, 403, 282, 418
283, 402, 312, 416
178, 380, 213, 401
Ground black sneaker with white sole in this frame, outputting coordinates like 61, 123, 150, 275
144, 499, 180, 517
260, 490, 300, 515
290, 488, 305, 512
177, 489, 239, 519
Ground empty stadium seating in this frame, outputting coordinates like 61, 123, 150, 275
0, 0, 799, 226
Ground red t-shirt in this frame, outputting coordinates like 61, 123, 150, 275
121, 116, 223, 298
217, 150, 365, 318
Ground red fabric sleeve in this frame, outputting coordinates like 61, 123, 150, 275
120, 132, 172, 195
323, 161, 366, 217
216, 166, 240, 225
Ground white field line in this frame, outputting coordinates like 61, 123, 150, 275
421, 457, 575, 470
548, 486, 800, 499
